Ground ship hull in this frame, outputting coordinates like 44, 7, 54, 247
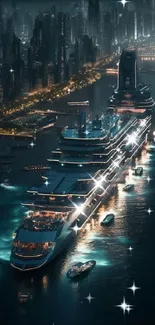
10, 229, 73, 272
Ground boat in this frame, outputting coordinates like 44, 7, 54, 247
10, 112, 151, 271
18, 292, 32, 304
135, 166, 143, 176
0, 179, 12, 189
100, 213, 115, 226
123, 184, 134, 192
67, 260, 96, 279
23, 165, 51, 172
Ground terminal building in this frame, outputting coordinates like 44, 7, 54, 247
109, 50, 155, 115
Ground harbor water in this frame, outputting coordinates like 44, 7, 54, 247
0, 72, 155, 325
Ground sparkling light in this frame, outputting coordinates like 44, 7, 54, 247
116, 297, 133, 314
94, 178, 104, 190
140, 120, 146, 127
75, 203, 85, 215
113, 160, 119, 168
147, 207, 153, 215
45, 180, 49, 186
118, 0, 129, 8
85, 293, 95, 304
30, 141, 35, 148
72, 223, 81, 234
146, 176, 153, 183
126, 133, 137, 146
128, 281, 140, 295
10, 68, 14, 73
128, 246, 133, 252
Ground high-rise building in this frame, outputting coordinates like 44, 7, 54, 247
57, 12, 67, 83
103, 13, 113, 56
118, 50, 138, 91
0, 1, 3, 60
88, 0, 100, 43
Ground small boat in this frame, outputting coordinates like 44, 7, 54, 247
18, 292, 32, 304
101, 213, 114, 226
67, 260, 96, 279
123, 184, 134, 192
135, 167, 143, 176
23, 165, 51, 172
0, 179, 12, 189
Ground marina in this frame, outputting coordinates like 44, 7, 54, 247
0, 47, 155, 325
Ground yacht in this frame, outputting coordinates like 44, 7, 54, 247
10, 112, 151, 271
123, 184, 134, 192
67, 260, 96, 279
100, 213, 115, 226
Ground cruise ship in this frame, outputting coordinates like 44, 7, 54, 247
109, 50, 155, 115
10, 109, 152, 271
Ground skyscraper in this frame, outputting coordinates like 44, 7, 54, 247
57, 12, 67, 83
88, 0, 100, 43
103, 13, 113, 56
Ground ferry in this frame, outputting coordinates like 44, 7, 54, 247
10, 112, 152, 271
135, 166, 143, 176
123, 184, 134, 192
100, 213, 115, 226
67, 260, 96, 279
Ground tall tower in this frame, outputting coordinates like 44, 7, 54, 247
0, 1, 3, 60
88, 0, 100, 43
118, 50, 138, 91
57, 12, 66, 83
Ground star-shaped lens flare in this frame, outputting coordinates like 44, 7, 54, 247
146, 176, 153, 183
128, 246, 133, 252
118, 0, 129, 8
147, 207, 153, 215
30, 141, 35, 148
116, 297, 133, 314
85, 293, 95, 304
72, 223, 81, 235
128, 281, 141, 295
126, 133, 137, 146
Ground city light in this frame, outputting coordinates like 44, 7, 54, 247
118, 0, 129, 8
30, 141, 35, 148
126, 133, 137, 146
75, 204, 85, 215
140, 120, 146, 127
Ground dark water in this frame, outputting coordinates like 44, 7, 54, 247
0, 73, 155, 325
